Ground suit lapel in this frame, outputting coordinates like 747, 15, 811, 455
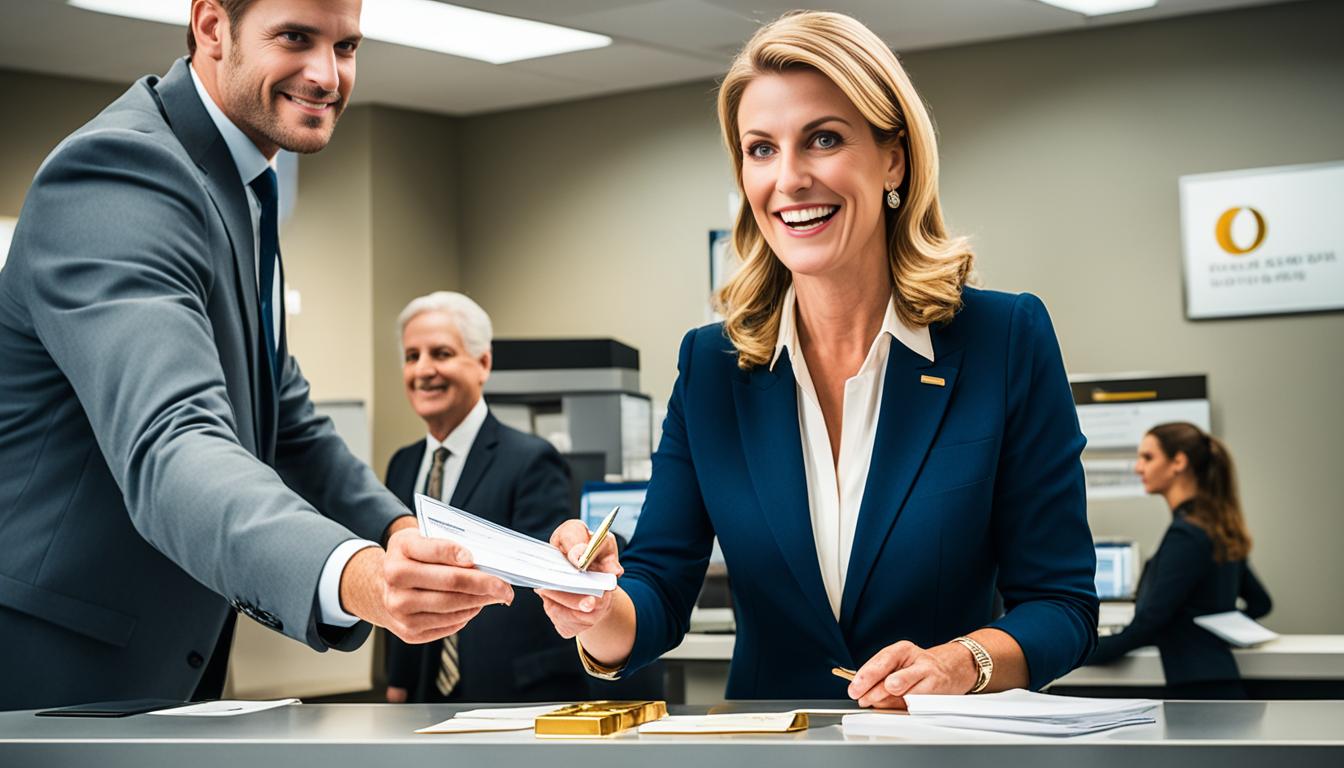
392, 443, 427, 508
152, 57, 268, 452
450, 414, 500, 509
839, 338, 963, 628
733, 356, 847, 652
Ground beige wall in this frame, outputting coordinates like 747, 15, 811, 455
457, 81, 734, 406
369, 106, 461, 473
454, 0, 1344, 633
0, 70, 121, 217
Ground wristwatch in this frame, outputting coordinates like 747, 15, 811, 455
953, 636, 994, 693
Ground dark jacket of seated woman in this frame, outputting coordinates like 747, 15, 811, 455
1088, 422, 1271, 697
1090, 502, 1271, 684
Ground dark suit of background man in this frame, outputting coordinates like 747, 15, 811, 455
384, 292, 588, 703
0, 0, 511, 711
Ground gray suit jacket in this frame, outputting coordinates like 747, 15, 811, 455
0, 58, 405, 711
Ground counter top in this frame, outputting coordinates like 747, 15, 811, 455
1, 701, 1341, 768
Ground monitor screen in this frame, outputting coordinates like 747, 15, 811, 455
580, 481, 723, 565
1094, 541, 1138, 600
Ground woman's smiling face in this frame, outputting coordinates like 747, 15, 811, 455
736, 68, 904, 281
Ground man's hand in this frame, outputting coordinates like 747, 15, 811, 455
536, 519, 623, 639
340, 527, 514, 643
385, 685, 408, 703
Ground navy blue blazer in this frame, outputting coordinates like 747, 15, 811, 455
618, 287, 1099, 699
1090, 505, 1272, 685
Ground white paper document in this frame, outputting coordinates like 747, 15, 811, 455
638, 712, 804, 734
415, 494, 617, 596
1194, 611, 1280, 647
416, 718, 535, 734
843, 690, 1158, 737
454, 704, 567, 720
148, 699, 299, 717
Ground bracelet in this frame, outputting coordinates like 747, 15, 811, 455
953, 636, 994, 694
575, 637, 624, 681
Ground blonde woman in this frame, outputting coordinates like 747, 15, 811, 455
539, 11, 1098, 705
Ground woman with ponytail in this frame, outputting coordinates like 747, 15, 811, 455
1089, 422, 1272, 699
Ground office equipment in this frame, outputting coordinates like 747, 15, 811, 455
1094, 540, 1139, 600
1194, 611, 1281, 647
485, 339, 652, 478
832, 667, 856, 682
415, 494, 616, 596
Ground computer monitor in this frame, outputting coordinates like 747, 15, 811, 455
579, 481, 724, 565
1094, 541, 1139, 600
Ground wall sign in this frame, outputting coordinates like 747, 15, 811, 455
1179, 161, 1344, 319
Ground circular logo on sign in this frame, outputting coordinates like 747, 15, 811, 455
1214, 207, 1267, 255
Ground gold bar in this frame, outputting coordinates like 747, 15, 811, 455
534, 700, 668, 737
920, 374, 945, 387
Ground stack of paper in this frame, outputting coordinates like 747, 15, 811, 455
415, 495, 616, 596
416, 704, 564, 734
1194, 611, 1280, 647
843, 690, 1158, 737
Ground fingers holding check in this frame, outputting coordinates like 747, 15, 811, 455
848, 640, 978, 709
537, 519, 624, 638
379, 528, 514, 643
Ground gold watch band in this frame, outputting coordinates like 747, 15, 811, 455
953, 635, 994, 694
575, 637, 624, 681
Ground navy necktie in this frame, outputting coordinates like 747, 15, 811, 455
248, 167, 281, 389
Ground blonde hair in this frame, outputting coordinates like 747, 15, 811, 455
714, 10, 974, 369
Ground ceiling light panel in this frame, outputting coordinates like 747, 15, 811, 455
1035, 0, 1159, 16
68, 0, 612, 64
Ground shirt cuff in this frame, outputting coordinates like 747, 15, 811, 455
317, 539, 379, 627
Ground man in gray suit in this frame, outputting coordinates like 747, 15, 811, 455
0, 0, 513, 711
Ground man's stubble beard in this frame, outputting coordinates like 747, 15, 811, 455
222, 47, 345, 155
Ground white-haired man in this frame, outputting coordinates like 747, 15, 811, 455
383, 292, 587, 703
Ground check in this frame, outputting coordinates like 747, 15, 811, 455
414, 494, 617, 596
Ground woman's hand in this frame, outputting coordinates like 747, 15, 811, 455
848, 640, 979, 709
536, 519, 624, 639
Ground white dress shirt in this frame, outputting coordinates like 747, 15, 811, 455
189, 64, 373, 628
770, 285, 934, 620
414, 398, 489, 503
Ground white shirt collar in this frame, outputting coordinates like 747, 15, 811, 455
425, 397, 489, 458
769, 285, 934, 371
189, 62, 273, 187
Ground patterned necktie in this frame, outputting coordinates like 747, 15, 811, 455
248, 167, 281, 389
425, 447, 461, 696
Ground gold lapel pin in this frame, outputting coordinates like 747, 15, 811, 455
920, 374, 946, 387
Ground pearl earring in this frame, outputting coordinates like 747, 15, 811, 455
886, 185, 901, 210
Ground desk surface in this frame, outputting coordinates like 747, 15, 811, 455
1, 701, 1341, 768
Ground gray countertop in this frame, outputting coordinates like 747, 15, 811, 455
1, 701, 1341, 768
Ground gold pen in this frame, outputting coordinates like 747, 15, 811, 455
577, 505, 621, 572
832, 666, 857, 682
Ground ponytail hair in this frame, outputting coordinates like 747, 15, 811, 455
1147, 422, 1252, 562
